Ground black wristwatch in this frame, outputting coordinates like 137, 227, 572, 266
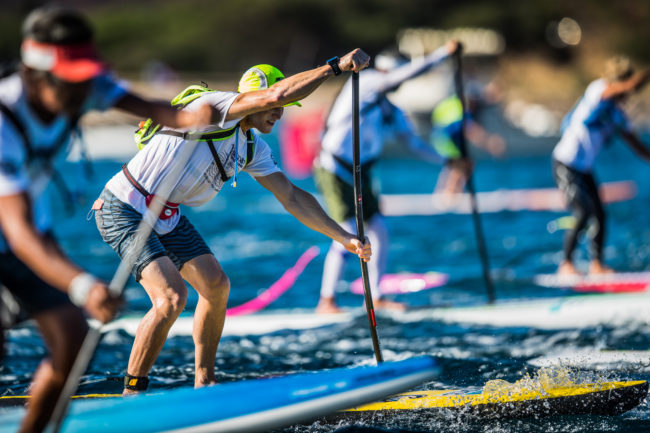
327, 56, 342, 76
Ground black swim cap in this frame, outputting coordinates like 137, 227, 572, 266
22, 5, 94, 45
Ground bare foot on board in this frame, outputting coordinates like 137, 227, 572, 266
372, 299, 408, 312
557, 261, 581, 276
316, 297, 343, 314
589, 261, 615, 275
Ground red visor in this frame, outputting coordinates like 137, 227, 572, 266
21, 39, 106, 82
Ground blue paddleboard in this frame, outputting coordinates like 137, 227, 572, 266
0, 356, 438, 433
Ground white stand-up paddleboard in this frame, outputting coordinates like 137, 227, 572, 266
391, 292, 650, 330
533, 271, 650, 293
100, 309, 360, 338
73, 292, 650, 337
528, 349, 650, 370
380, 180, 636, 216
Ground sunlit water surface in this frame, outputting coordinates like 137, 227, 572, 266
2, 130, 649, 433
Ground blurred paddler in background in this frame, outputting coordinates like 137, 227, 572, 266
313, 40, 471, 314
0, 5, 216, 433
552, 55, 650, 276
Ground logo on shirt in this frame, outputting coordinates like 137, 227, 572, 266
203, 162, 223, 191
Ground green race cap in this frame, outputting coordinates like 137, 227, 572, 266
238, 64, 301, 107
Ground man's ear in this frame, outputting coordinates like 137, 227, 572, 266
19, 65, 42, 96
20, 64, 44, 87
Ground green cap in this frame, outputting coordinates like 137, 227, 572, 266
238, 64, 301, 107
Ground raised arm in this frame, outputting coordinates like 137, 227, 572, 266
374, 40, 458, 94
255, 172, 371, 261
113, 49, 370, 128
114, 92, 213, 129
602, 70, 650, 100
620, 129, 650, 162
225, 49, 371, 120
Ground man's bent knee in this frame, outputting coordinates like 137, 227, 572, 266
205, 272, 230, 302
152, 286, 187, 319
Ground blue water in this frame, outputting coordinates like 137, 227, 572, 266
2, 131, 650, 432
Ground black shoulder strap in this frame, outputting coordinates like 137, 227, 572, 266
157, 124, 239, 142
203, 124, 254, 181
0, 102, 79, 214
205, 139, 230, 181
0, 102, 79, 161
0, 102, 32, 158
245, 129, 255, 167
38, 114, 80, 160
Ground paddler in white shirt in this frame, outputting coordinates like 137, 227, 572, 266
314, 40, 469, 314
93, 51, 373, 395
552, 55, 650, 276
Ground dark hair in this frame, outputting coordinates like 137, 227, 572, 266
603, 56, 634, 83
22, 5, 94, 45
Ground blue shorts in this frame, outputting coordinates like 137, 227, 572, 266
95, 189, 212, 281
0, 235, 72, 320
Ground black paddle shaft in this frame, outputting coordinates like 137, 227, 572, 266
352, 71, 383, 363
452, 45, 496, 304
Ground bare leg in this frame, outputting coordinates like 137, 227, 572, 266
317, 220, 355, 314
180, 254, 229, 388
317, 242, 347, 314
373, 298, 408, 311
124, 256, 187, 395
443, 167, 467, 196
364, 214, 406, 311
19, 304, 87, 433
435, 166, 466, 210
316, 296, 342, 314
434, 165, 451, 194
436, 166, 466, 195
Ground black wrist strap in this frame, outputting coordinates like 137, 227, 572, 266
327, 56, 342, 76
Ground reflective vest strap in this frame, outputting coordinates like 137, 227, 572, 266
205, 139, 229, 182
0, 102, 78, 161
157, 124, 238, 142
0, 102, 79, 214
155, 125, 253, 183
245, 130, 255, 167
0, 102, 32, 158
